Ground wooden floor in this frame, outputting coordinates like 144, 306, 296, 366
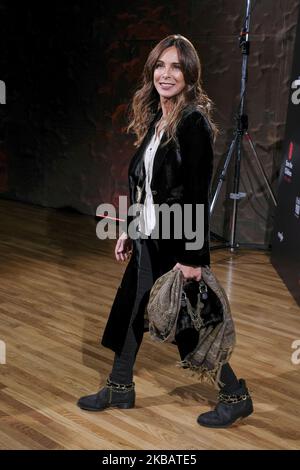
0, 198, 299, 450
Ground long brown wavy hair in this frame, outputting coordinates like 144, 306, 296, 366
126, 34, 218, 148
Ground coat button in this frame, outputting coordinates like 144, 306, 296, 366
151, 190, 157, 195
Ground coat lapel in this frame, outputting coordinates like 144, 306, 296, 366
128, 109, 162, 177
128, 127, 153, 178
128, 108, 174, 187
151, 131, 171, 182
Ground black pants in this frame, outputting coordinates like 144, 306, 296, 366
110, 237, 239, 393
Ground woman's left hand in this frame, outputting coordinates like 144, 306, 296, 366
172, 263, 202, 281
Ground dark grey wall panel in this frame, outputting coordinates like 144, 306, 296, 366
271, 6, 300, 305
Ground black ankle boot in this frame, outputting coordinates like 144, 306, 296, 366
197, 379, 253, 428
77, 378, 135, 411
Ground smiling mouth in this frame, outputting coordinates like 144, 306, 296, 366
159, 83, 175, 87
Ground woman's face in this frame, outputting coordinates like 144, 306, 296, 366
153, 46, 186, 99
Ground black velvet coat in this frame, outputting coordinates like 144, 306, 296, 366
101, 107, 214, 355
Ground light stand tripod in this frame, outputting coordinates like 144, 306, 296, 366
210, 0, 277, 252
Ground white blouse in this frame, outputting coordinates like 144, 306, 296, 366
138, 125, 165, 236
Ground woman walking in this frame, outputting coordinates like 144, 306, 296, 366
78, 34, 253, 428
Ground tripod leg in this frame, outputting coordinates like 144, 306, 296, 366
210, 134, 238, 214
244, 132, 277, 207
229, 131, 244, 251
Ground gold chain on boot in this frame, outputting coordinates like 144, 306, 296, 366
218, 391, 250, 404
106, 378, 135, 393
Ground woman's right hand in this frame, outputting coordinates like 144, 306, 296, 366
115, 232, 133, 262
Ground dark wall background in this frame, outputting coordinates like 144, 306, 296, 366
0, 0, 299, 245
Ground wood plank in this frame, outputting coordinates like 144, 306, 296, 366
0, 199, 300, 449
